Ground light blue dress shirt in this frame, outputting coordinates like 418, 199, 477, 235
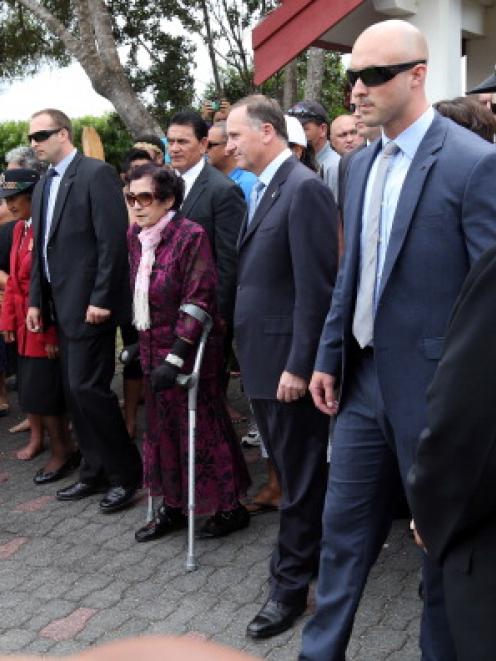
43, 148, 77, 280
257, 147, 292, 193
361, 106, 435, 302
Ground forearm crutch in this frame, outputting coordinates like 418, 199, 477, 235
146, 303, 213, 571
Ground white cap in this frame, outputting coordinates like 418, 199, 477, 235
285, 115, 307, 147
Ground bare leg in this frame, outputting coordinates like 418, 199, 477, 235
0, 373, 9, 414
41, 415, 74, 472
16, 414, 44, 460
123, 377, 143, 439
247, 460, 282, 511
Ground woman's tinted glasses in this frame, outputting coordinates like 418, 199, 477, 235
125, 191, 156, 207
346, 60, 426, 87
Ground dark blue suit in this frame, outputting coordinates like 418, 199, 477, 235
300, 113, 496, 660
235, 155, 338, 606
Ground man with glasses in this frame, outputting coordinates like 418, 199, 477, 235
299, 19, 496, 661
206, 121, 256, 203
26, 108, 142, 512
288, 100, 340, 201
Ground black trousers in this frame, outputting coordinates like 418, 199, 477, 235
59, 328, 142, 487
443, 517, 496, 661
251, 396, 330, 607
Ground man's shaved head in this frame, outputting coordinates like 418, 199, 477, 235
350, 20, 429, 138
352, 20, 428, 67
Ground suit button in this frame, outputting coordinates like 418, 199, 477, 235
237, 285, 242, 291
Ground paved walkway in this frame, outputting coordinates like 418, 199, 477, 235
0, 375, 422, 659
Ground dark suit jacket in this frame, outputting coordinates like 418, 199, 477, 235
235, 155, 338, 399
29, 152, 131, 339
337, 142, 367, 215
315, 113, 496, 451
409, 245, 496, 564
181, 162, 246, 329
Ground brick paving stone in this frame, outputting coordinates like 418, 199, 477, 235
14, 495, 55, 512
40, 607, 98, 642
0, 536, 28, 559
0, 376, 424, 660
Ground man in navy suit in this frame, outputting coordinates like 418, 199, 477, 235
226, 95, 338, 639
299, 20, 496, 661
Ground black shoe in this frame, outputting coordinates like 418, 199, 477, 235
34, 451, 81, 485
99, 485, 137, 513
246, 599, 306, 639
56, 480, 108, 501
135, 504, 187, 542
198, 504, 250, 538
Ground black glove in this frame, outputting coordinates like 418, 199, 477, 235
150, 337, 193, 392
119, 342, 140, 365
150, 361, 179, 392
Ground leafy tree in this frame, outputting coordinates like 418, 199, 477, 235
0, 0, 196, 135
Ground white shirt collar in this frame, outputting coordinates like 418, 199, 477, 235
177, 158, 205, 199
382, 106, 434, 160
258, 148, 292, 188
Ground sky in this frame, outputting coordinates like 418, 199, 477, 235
0, 33, 216, 122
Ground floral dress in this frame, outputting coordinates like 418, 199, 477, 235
128, 214, 250, 514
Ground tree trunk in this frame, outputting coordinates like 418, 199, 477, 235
15, 0, 164, 137
304, 47, 325, 101
199, 0, 223, 98
282, 59, 298, 111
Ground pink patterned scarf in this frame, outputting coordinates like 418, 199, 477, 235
133, 211, 174, 330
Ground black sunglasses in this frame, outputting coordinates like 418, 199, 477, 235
27, 127, 63, 143
287, 107, 327, 123
207, 141, 227, 149
125, 191, 157, 207
346, 60, 427, 88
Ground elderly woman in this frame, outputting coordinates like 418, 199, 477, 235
126, 163, 250, 542
0, 169, 78, 481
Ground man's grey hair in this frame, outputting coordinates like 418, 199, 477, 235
231, 94, 288, 141
5, 146, 45, 172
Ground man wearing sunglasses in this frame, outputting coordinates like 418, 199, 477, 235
300, 19, 496, 661
26, 108, 142, 513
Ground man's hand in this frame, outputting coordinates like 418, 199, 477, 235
276, 371, 307, 403
3, 331, 15, 343
85, 305, 111, 324
45, 344, 59, 359
26, 307, 42, 333
309, 371, 339, 415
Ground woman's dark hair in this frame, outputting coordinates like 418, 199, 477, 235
121, 148, 152, 174
434, 97, 496, 143
297, 143, 319, 173
127, 163, 184, 210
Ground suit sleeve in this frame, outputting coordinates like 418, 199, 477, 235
28, 186, 44, 310
88, 163, 130, 311
409, 246, 496, 562
211, 181, 245, 328
285, 176, 338, 381
461, 149, 496, 263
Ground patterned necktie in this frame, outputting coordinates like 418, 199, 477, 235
247, 179, 266, 225
352, 141, 400, 348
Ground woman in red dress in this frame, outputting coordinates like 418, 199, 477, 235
0, 169, 79, 482
126, 163, 250, 542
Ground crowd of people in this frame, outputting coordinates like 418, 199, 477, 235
1, 15, 496, 661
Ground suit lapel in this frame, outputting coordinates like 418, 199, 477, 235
343, 141, 382, 299
180, 163, 209, 217
239, 156, 297, 249
378, 113, 446, 300
48, 152, 81, 242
